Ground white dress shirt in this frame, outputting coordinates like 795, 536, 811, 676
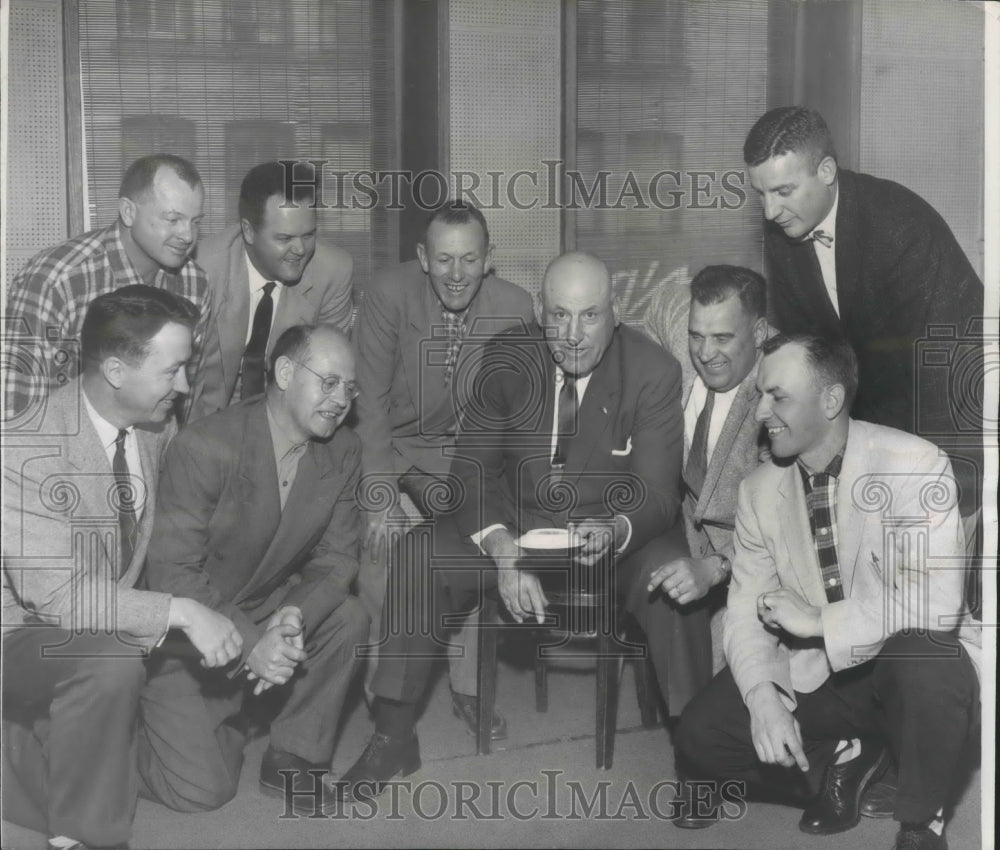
811, 186, 839, 316
82, 390, 146, 522
244, 250, 285, 346
684, 375, 741, 466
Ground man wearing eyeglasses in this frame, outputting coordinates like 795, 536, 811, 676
140, 323, 368, 816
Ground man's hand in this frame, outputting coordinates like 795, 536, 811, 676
647, 556, 716, 605
569, 517, 624, 567
745, 682, 809, 772
496, 567, 549, 624
247, 607, 304, 694
757, 589, 823, 638
245, 619, 307, 695
168, 598, 243, 669
363, 508, 393, 559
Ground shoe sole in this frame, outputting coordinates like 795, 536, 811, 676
452, 704, 508, 742
799, 749, 891, 835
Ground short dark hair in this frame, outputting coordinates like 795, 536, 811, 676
268, 323, 317, 382
423, 200, 490, 247
690, 265, 767, 320
119, 154, 202, 201
238, 161, 316, 230
761, 332, 858, 409
81, 285, 199, 369
743, 106, 837, 170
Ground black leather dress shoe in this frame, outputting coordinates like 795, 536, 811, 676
894, 823, 947, 850
259, 746, 332, 815
799, 742, 889, 835
333, 732, 421, 803
670, 781, 719, 829
861, 767, 897, 818
451, 691, 508, 741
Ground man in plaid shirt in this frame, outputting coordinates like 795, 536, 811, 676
3, 153, 210, 427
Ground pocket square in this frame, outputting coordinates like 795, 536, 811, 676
611, 436, 633, 457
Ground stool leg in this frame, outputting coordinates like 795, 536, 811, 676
635, 655, 661, 728
477, 597, 498, 756
535, 649, 548, 713
595, 629, 622, 770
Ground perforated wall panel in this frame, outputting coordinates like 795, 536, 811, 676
859, 0, 984, 276
4, 0, 67, 289
449, 0, 562, 297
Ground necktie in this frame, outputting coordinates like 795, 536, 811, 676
684, 389, 715, 499
811, 228, 833, 248
802, 466, 845, 603
242, 281, 276, 398
113, 429, 138, 576
441, 308, 466, 387
552, 374, 578, 467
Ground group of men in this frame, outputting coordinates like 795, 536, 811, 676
0, 105, 984, 850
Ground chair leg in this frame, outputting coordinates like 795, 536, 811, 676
477, 596, 498, 756
595, 629, 622, 770
635, 655, 661, 728
535, 651, 548, 713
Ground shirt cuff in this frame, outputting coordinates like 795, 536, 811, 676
470, 524, 507, 554
615, 515, 633, 554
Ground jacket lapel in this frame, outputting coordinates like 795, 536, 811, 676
217, 237, 252, 395
776, 463, 826, 604
565, 331, 620, 480
269, 276, 316, 359
835, 420, 870, 596
833, 171, 860, 326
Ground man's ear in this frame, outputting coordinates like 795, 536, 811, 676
823, 383, 847, 420
416, 242, 429, 274
752, 316, 768, 348
118, 196, 136, 227
102, 357, 127, 390
483, 243, 495, 277
817, 155, 838, 187
272, 355, 294, 391
611, 295, 621, 326
240, 218, 256, 244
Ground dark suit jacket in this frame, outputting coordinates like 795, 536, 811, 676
2, 381, 173, 647
451, 323, 684, 558
145, 395, 361, 654
189, 225, 354, 421
352, 260, 535, 496
764, 169, 983, 454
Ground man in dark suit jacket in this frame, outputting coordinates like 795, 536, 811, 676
330, 252, 712, 806
2, 286, 242, 850
352, 201, 534, 737
743, 106, 984, 520
142, 324, 367, 816
188, 161, 354, 421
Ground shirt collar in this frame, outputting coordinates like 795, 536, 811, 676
811, 183, 839, 244
265, 398, 309, 464
797, 444, 845, 482
82, 388, 133, 451
244, 249, 286, 295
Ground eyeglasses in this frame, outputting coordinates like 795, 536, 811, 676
291, 360, 360, 399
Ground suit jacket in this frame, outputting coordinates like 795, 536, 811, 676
452, 323, 684, 557
352, 260, 535, 496
764, 169, 983, 452
724, 419, 981, 704
2, 381, 173, 647
144, 396, 361, 655
188, 225, 354, 421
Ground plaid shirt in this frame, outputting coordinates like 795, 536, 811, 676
441, 307, 468, 387
2, 222, 210, 425
798, 448, 846, 603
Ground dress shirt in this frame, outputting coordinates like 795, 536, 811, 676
266, 402, 308, 512
244, 251, 285, 346
684, 376, 740, 466
82, 391, 145, 523
811, 187, 839, 316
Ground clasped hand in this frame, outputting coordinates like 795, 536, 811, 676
757, 588, 823, 638
245, 606, 307, 695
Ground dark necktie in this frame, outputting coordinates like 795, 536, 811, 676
242, 281, 276, 399
113, 429, 138, 576
684, 389, 715, 499
552, 374, 578, 467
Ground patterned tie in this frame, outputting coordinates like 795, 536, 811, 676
552, 374, 578, 467
811, 228, 833, 248
801, 463, 845, 603
441, 308, 466, 387
684, 389, 715, 499
241, 281, 276, 398
113, 429, 138, 576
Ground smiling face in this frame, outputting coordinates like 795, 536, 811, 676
242, 194, 317, 284
113, 321, 192, 425
273, 328, 355, 443
417, 220, 493, 313
748, 151, 837, 241
688, 293, 766, 393
119, 166, 204, 272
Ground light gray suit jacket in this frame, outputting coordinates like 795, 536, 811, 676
188, 225, 354, 421
725, 419, 982, 704
2, 381, 173, 648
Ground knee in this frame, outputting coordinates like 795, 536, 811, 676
675, 690, 715, 768
338, 596, 371, 643
164, 776, 239, 814
874, 632, 976, 701
73, 647, 146, 699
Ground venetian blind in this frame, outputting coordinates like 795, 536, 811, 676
570, 0, 768, 326
77, 0, 399, 291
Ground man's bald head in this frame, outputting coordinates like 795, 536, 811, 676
540, 252, 620, 377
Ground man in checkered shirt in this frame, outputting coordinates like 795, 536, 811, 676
3, 153, 210, 427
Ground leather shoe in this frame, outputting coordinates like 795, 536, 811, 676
670, 781, 719, 829
451, 691, 508, 741
799, 741, 889, 835
333, 732, 421, 804
861, 767, 897, 818
893, 823, 947, 850
259, 746, 331, 815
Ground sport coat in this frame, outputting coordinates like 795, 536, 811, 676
452, 322, 684, 557
724, 419, 981, 705
2, 381, 173, 647
144, 395, 361, 654
353, 260, 535, 492
189, 225, 354, 421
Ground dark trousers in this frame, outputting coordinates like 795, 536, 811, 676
676, 631, 979, 823
372, 518, 712, 717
